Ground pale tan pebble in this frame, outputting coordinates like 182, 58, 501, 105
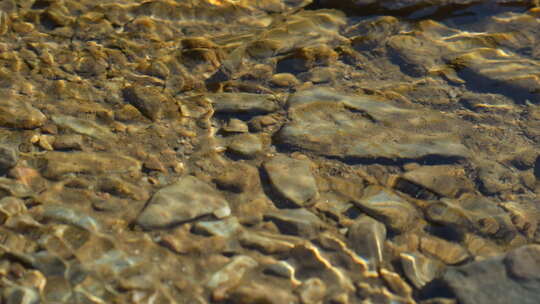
291, 152, 309, 160
178, 128, 196, 138
29, 134, 39, 144
111, 121, 127, 133
222, 118, 248, 133
214, 145, 227, 153
126, 125, 139, 134
12, 56, 25, 73
38, 135, 55, 151
173, 162, 184, 173
270, 73, 300, 87
380, 268, 413, 298
20, 82, 35, 96
40, 50, 55, 65
297, 81, 314, 90
52, 79, 66, 95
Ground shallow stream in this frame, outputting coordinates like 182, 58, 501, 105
0, 1, 539, 303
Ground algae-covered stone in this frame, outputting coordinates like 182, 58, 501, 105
206, 93, 279, 114
122, 85, 169, 121
42, 152, 141, 179
0, 94, 46, 129
263, 155, 319, 207
137, 176, 231, 229
213, 162, 260, 193
0, 145, 18, 173
51, 115, 113, 140
277, 88, 470, 162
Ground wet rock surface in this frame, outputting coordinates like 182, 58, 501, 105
0, 0, 539, 303
137, 175, 231, 229
442, 244, 540, 304
278, 87, 470, 162
263, 155, 319, 207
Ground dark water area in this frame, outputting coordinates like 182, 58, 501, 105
0, 0, 539, 303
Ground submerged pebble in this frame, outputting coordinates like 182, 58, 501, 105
137, 175, 231, 229
0, 145, 18, 173
0, 94, 46, 129
277, 88, 470, 162
263, 155, 319, 207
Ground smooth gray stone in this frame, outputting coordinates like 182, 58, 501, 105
263, 155, 319, 207
442, 245, 540, 304
0, 145, 18, 172
278, 88, 470, 161
264, 208, 323, 238
137, 176, 231, 229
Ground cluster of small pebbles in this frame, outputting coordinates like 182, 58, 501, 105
0, 0, 540, 303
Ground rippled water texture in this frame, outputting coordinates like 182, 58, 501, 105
0, 0, 539, 303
